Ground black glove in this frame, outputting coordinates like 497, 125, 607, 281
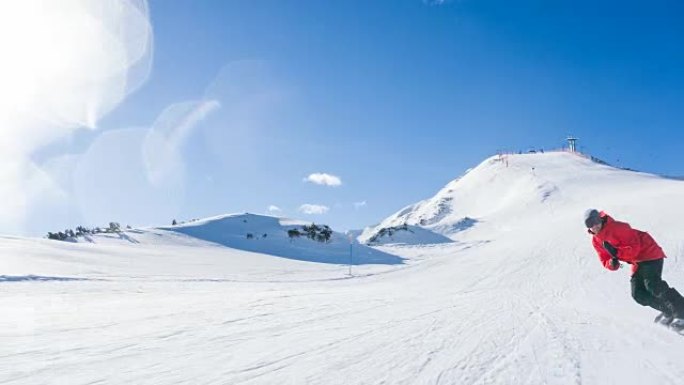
603, 240, 618, 258
609, 257, 620, 270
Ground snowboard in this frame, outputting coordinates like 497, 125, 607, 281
655, 314, 684, 335
669, 318, 684, 335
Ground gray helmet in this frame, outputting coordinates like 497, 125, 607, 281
584, 209, 601, 228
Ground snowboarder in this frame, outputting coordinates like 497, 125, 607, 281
584, 209, 684, 331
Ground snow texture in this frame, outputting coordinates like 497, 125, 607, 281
4, 151, 684, 385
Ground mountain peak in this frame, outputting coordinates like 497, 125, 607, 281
360, 150, 662, 244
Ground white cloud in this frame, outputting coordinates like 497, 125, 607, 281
304, 173, 342, 187
299, 204, 330, 215
268, 205, 282, 213
354, 201, 367, 209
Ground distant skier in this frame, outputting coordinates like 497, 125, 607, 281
584, 209, 684, 331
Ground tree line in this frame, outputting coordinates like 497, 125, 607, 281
47, 222, 128, 241
367, 223, 411, 244
286, 223, 333, 243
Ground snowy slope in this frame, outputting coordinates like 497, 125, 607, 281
360, 151, 684, 244
4, 151, 684, 385
162, 213, 402, 264
2, 214, 404, 285
71, 213, 402, 265
363, 224, 454, 245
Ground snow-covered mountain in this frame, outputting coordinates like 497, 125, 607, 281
5, 150, 684, 385
360, 151, 684, 245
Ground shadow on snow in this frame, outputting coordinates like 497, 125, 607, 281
167, 225, 405, 266
0, 275, 94, 283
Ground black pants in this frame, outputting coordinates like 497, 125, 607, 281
631, 259, 684, 317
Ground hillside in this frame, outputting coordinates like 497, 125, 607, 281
361, 151, 684, 246
4, 151, 684, 385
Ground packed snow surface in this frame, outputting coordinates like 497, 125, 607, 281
4, 152, 684, 384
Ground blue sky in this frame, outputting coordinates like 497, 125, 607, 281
6, 0, 684, 235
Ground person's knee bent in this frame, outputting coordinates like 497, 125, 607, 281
644, 278, 669, 298
631, 289, 652, 306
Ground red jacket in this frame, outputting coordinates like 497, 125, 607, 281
590, 212, 665, 274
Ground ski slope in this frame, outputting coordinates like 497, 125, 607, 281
4, 151, 684, 385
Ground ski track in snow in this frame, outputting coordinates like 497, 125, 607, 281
5, 153, 684, 384
5, 240, 684, 385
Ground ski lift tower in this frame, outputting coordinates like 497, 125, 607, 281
567, 136, 578, 152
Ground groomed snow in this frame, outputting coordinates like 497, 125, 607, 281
3, 151, 684, 384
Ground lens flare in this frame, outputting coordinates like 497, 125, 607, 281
0, 0, 153, 233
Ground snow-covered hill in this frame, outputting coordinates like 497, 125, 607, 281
5, 151, 684, 385
163, 213, 406, 264
361, 151, 684, 246
71, 213, 403, 265
363, 223, 454, 245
